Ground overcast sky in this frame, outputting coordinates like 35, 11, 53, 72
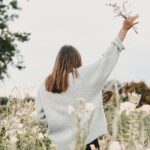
0, 0, 150, 97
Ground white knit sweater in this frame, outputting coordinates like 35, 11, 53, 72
35, 38, 125, 150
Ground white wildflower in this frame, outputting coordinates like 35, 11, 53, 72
18, 123, 23, 129
50, 143, 57, 149
3, 28, 8, 32
38, 133, 44, 139
76, 112, 81, 120
106, 0, 138, 33
109, 141, 121, 150
128, 92, 141, 106
138, 105, 150, 114
10, 136, 18, 144
85, 103, 95, 113
13, 117, 20, 124
33, 127, 38, 134
8, 129, 17, 137
30, 110, 36, 117
119, 102, 136, 116
68, 105, 75, 115
136, 144, 144, 150
17, 130, 24, 135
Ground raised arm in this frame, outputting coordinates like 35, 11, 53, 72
77, 16, 139, 90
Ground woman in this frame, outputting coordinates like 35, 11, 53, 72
35, 16, 139, 150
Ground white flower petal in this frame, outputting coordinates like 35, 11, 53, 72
109, 141, 121, 150
67, 105, 75, 115
85, 103, 95, 113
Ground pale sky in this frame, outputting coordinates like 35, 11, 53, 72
0, 0, 150, 97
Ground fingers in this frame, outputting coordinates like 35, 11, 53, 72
122, 15, 139, 33
132, 21, 139, 26
128, 15, 139, 23
128, 22, 139, 30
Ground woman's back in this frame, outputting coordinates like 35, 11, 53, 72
35, 38, 125, 150
36, 74, 107, 150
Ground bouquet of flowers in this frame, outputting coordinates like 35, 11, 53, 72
106, 0, 138, 33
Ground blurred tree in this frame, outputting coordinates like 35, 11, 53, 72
0, 0, 30, 79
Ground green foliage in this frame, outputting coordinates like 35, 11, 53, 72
0, 0, 30, 79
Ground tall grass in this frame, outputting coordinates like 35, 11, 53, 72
0, 82, 150, 150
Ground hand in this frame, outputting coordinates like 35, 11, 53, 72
122, 15, 139, 32
118, 15, 139, 42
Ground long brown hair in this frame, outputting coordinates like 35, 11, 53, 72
45, 45, 82, 93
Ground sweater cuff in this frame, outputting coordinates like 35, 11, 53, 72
111, 38, 125, 52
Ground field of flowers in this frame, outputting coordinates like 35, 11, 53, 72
0, 81, 150, 150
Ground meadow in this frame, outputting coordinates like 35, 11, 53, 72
0, 81, 150, 150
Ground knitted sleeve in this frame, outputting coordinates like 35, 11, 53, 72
77, 38, 125, 90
